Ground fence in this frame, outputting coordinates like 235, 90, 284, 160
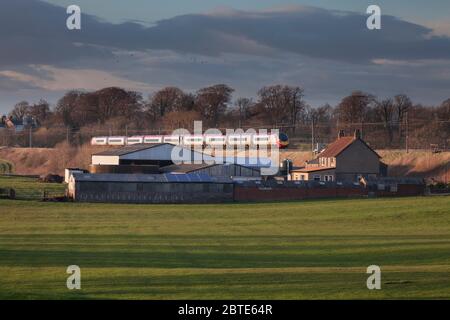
0, 174, 66, 201
1, 120, 449, 150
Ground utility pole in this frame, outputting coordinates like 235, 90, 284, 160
311, 119, 315, 157
29, 127, 32, 148
405, 110, 409, 153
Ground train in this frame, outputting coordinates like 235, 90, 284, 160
91, 132, 289, 148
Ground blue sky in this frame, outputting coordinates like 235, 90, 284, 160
0, 0, 449, 113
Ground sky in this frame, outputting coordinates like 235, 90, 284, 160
0, 0, 449, 113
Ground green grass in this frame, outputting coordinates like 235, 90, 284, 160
0, 177, 449, 299
0, 175, 66, 200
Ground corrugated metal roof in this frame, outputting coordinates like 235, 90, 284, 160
92, 143, 168, 156
160, 163, 214, 173
72, 173, 232, 183
160, 162, 261, 173
224, 157, 273, 168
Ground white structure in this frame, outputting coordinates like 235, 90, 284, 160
64, 168, 85, 183
91, 143, 216, 166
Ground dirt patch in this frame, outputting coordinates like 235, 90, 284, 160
0, 143, 111, 176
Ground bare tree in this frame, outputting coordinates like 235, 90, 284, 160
195, 84, 234, 126
148, 87, 186, 118
9, 101, 30, 120
235, 97, 253, 127
375, 98, 395, 145
258, 85, 305, 128
29, 99, 51, 125
393, 94, 412, 125
336, 91, 374, 125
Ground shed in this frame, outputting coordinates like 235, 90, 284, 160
91, 143, 216, 167
160, 162, 262, 180
68, 172, 233, 204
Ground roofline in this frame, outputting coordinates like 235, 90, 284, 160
291, 167, 336, 173
318, 137, 381, 159
91, 143, 204, 157
168, 162, 261, 173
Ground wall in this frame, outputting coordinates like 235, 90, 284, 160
194, 164, 260, 177
234, 185, 367, 201
291, 168, 335, 181
335, 139, 380, 178
89, 164, 159, 174
73, 181, 233, 203
91, 155, 119, 165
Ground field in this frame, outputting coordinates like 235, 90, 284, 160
0, 177, 450, 299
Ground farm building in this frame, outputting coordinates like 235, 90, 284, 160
91, 143, 216, 167
91, 143, 275, 178
291, 130, 386, 182
160, 162, 262, 181
361, 176, 425, 196
68, 173, 233, 203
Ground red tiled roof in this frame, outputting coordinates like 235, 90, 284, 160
291, 166, 335, 173
318, 136, 380, 158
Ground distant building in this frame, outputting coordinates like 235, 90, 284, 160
91, 143, 216, 167
291, 130, 385, 182
68, 173, 233, 203
160, 162, 262, 181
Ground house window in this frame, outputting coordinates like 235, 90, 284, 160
324, 175, 334, 182
313, 175, 321, 181
301, 175, 305, 181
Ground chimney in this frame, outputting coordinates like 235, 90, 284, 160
338, 130, 345, 139
354, 129, 361, 139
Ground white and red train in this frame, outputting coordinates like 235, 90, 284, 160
91, 132, 289, 148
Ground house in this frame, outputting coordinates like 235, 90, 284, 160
291, 130, 384, 182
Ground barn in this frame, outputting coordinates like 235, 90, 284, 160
68, 172, 233, 204
160, 162, 262, 181
91, 143, 216, 167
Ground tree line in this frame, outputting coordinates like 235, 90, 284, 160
2, 85, 450, 149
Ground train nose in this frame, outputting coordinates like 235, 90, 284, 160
278, 133, 289, 148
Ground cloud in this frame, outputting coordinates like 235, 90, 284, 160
0, 65, 154, 91
0, 0, 449, 113
1, 1, 450, 68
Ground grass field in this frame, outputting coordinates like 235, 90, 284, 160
0, 177, 449, 299
0, 175, 65, 200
